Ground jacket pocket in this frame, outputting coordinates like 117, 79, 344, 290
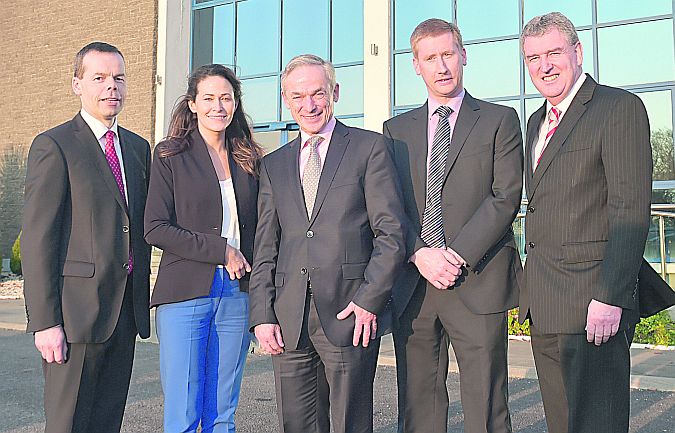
562, 240, 607, 264
62, 260, 95, 277
274, 272, 285, 287
342, 262, 368, 280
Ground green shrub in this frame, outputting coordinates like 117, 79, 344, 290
634, 311, 675, 346
10, 231, 21, 275
508, 308, 530, 336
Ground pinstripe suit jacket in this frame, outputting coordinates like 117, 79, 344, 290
520, 75, 652, 333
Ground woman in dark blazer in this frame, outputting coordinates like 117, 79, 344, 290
145, 64, 262, 433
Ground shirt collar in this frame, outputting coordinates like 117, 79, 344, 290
80, 109, 119, 141
546, 73, 586, 116
300, 116, 337, 148
427, 89, 465, 120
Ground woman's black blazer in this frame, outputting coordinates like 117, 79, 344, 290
145, 129, 258, 307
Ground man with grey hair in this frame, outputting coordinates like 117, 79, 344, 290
519, 12, 651, 433
249, 54, 405, 433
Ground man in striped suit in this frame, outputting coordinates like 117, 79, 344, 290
519, 12, 652, 433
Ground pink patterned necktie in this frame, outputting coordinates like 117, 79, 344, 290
105, 130, 133, 273
535, 106, 561, 169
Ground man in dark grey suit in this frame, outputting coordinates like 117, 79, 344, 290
249, 54, 405, 433
383, 19, 523, 433
519, 12, 652, 433
22, 42, 151, 433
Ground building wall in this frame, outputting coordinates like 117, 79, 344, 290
0, 0, 158, 258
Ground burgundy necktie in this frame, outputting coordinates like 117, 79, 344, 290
105, 130, 133, 273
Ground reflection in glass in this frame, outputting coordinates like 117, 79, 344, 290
464, 39, 520, 98
393, 0, 452, 50
192, 8, 215, 68
338, 117, 365, 129
394, 52, 427, 108
523, 0, 592, 27
597, 0, 671, 23
637, 91, 675, 181
333, 0, 364, 64
282, 0, 329, 66
457, 0, 519, 40
236, 0, 280, 76
525, 30, 594, 95
335, 66, 364, 116
212, 4, 234, 67
598, 20, 674, 87
241, 76, 279, 124
645, 215, 675, 265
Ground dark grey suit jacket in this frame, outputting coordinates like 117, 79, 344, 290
249, 121, 406, 348
520, 75, 653, 333
23, 113, 152, 342
383, 92, 524, 319
145, 129, 258, 307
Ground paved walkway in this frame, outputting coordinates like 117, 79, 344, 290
2, 298, 674, 392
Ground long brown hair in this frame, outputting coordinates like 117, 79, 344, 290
158, 64, 262, 176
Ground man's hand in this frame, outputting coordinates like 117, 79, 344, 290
410, 247, 462, 289
34, 325, 68, 364
254, 323, 285, 355
586, 299, 622, 346
337, 301, 377, 347
224, 244, 252, 280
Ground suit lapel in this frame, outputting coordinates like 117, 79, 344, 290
444, 93, 480, 182
529, 76, 595, 196
72, 114, 128, 214
407, 104, 430, 221
286, 136, 308, 221
525, 103, 546, 198
309, 121, 349, 225
119, 129, 138, 215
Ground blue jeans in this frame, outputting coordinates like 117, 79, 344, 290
156, 269, 250, 433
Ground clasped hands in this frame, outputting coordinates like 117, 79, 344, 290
410, 247, 465, 290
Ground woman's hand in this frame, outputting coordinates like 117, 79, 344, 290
225, 244, 251, 280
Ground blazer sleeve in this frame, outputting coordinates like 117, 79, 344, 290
352, 135, 407, 314
144, 146, 229, 264
449, 107, 524, 267
248, 158, 281, 329
597, 94, 652, 308
22, 134, 68, 332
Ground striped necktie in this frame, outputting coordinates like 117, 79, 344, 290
420, 106, 453, 248
534, 106, 561, 170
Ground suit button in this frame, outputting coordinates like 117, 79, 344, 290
242, 224, 247, 229
527, 207, 535, 213
123, 263, 130, 270
212, 227, 219, 231
528, 242, 535, 249
306, 230, 314, 238
300, 267, 308, 275
122, 225, 129, 233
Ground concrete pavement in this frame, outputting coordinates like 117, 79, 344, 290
2, 298, 674, 392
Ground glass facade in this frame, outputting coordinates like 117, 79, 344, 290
190, 0, 364, 151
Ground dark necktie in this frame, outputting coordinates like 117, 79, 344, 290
420, 106, 453, 248
105, 130, 133, 273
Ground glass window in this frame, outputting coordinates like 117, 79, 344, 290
335, 66, 364, 116
525, 97, 545, 122
523, 0, 592, 27
598, 19, 674, 87
338, 117, 364, 129
241, 76, 279, 124
393, 0, 452, 50
597, 0, 672, 23
525, 30, 594, 95
494, 99, 522, 120
333, 0, 364, 64
253, 130, 283, 154
637, 90, 675, 181
212, 4, 235, 67
464, 39, 520, 98
456, 0, 519, 41
236, 0, 280, 76
394, 52, 427, 108
282, 0, 329, 67
192, 7, 215, 68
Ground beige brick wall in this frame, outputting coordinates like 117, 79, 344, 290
0, 0, 158, 258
